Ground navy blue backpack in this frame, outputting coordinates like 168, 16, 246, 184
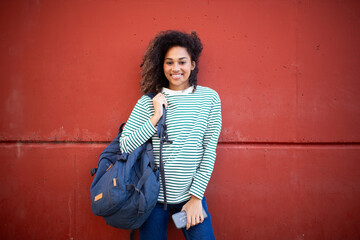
90, 94, 171, 236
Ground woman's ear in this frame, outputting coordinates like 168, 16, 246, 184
191, 61, 196, 71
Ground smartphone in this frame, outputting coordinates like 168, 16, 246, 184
171, 208, 208, 229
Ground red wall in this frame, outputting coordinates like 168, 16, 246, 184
1, 0, 360, 239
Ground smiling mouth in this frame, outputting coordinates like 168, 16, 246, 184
171, 74, 182, 79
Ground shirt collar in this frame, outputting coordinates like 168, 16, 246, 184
162, 86, 194, 95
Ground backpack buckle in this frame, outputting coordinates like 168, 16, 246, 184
119, 153, 128, 161
90, 168, 97, 176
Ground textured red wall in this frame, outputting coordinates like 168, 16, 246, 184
1, 0, 360, 239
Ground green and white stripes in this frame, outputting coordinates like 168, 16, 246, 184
120, 86, 222, 204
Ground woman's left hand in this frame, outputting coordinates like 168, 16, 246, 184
181, 195, 204, 230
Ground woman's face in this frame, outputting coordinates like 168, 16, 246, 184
163, 46, 195, 90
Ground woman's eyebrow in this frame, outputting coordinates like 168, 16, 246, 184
165, 57, 188, 60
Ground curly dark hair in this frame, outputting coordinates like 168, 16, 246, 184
140, 30, 203, 94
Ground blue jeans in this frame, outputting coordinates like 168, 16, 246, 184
139, 197, 215, 240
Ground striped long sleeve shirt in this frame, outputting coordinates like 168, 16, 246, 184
119, 85, 222, 203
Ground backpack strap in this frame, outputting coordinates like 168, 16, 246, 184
90, 122, 126, 176
146, 92, 156, 99
157, 106, 172, 210
118, 122, 126, 135
126, 143, 156, 215
146, 93, 172, 210
130, 229, 135, 240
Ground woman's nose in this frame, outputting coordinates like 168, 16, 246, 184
172, 63, 180, 71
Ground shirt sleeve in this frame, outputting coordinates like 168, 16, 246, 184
119, 96, 157, 153
189, 94, 222, 199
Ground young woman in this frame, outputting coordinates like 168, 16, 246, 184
119, 30, 222, 240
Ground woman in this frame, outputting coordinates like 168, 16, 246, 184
120, 30, 222, 240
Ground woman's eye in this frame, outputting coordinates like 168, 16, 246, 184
180, 61, 186, 65
166, 62, 173, 65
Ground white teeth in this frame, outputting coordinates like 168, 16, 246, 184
172, 74, 181, 78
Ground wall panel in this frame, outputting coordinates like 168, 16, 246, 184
1, 0, 359, 142
1, 145, 359, 239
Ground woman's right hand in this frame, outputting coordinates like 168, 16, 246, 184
150, 93, 167, 127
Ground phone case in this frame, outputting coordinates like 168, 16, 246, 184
171, 208, 208, 229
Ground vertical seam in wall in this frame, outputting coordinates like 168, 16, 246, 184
73, 152, 77, 240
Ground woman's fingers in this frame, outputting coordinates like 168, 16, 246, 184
182, 195, 203, 230
155, 93, 167, 106
186, 214, 201, 230
185, 211, 204, 230
199, 215, 204, 223
186, 214, 191, 230
152, 93, 167, 115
